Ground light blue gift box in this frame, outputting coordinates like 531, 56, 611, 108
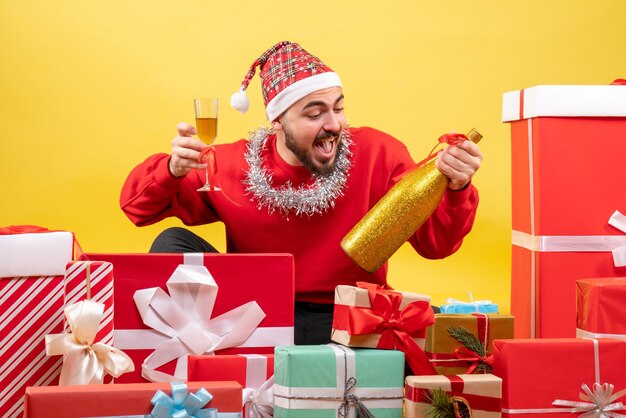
274, 345, 404, 418
439, 298, 499, 314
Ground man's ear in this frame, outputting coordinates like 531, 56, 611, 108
271, 117, 283, 132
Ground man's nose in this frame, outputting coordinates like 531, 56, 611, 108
323, 112, 342, 133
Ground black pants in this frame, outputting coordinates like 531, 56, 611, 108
149, 227, 333, 344
149, 227, 219, 253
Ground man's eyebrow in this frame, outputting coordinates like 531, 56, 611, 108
301, 94, 345, 110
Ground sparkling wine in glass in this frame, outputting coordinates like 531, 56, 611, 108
194, 98, 220, 192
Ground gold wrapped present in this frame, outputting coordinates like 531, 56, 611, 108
425, 314, 514, 375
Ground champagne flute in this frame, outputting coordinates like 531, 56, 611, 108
194, 98, 220, 192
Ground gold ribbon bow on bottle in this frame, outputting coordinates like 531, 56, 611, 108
552, 383, 626, 417
45, 300, 134, 385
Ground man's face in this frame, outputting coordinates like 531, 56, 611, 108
274, 87, 346, 177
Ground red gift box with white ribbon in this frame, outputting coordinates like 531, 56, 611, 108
188, 354, 274, 418
81, 253, 294, 383
576, 277, 626, 341
502, 84, 626, 338
492, 338, 626, 417
0, 225, 112, 418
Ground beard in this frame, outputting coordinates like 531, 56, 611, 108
283, 123, 343, 177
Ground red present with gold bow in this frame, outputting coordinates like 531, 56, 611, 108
331, 282, 436, 375
405, 374, 502, 418
425, 313, 514, 375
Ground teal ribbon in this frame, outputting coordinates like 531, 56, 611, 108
150, 382, 216, 418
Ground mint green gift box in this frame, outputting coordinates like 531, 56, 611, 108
274, 344, 404, 418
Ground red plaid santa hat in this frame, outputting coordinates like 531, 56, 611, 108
230, 41, 342, 121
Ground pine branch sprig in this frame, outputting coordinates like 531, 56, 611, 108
425, 388, 472, 418
447, 325, 485, 356
447, 325, 492, 373
425, 388, 456, 418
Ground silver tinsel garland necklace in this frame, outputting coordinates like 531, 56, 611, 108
243, 126, 353, 218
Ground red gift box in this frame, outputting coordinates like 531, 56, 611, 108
23, 381, 242, 417
0, 258, 113, 417
81, 253, 294, 383
502, 85, 626, 338
492, 338, 626, 417
576, 277, 626, 340
188, 354, 274, 418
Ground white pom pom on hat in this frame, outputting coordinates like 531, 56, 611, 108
231, 41, 341, 121
230, 88, 249, 114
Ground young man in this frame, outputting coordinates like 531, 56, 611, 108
120, 41, 482, 344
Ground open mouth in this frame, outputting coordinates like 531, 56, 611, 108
313, 136, 338, 160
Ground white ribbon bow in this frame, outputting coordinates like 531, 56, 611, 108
134, 263, 266, 382
46, 300, 134, 385
243, 376, 275, 418
609, 211, 626, 267
446, 291, 493, 306
553, 383, 626, 417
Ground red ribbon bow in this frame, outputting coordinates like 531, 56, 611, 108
415, 132, 469, 168
438, 133, 468, 146
198, 146, 218, 192
335, 282, 437, 375
453, 347, 494, 374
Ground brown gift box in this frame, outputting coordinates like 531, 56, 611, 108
24, 381, 242, 417
425, 314, 514, 375
331, 284, 431, 348
405, 374, 502, 418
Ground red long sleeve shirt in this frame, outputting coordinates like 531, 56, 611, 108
120, 126, 479, 303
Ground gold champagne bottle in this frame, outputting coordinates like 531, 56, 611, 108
341, 128, 483, 273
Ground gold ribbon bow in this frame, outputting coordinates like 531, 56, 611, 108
46, 300, 134, 385
553, 383, 626, 417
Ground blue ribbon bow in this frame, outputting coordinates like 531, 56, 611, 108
150, 382, 217, 418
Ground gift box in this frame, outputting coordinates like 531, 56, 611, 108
503, 84, 626, 338
576, 277, 626, 340
439, 297, 499, 314
425, 313, 514, 375
492, 338, 626, 417
274, 344, 405, 418
0, 255, 112, 417
405, 374, 502, 418
80, 253, 294, 383
188, 354, 274, 418
0, 226, 76, 278
24, 381, 242, 417
331, 282, 436, 375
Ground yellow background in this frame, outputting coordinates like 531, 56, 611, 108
2, 1, 625, 313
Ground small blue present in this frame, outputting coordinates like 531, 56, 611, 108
439, 295, 498, 314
